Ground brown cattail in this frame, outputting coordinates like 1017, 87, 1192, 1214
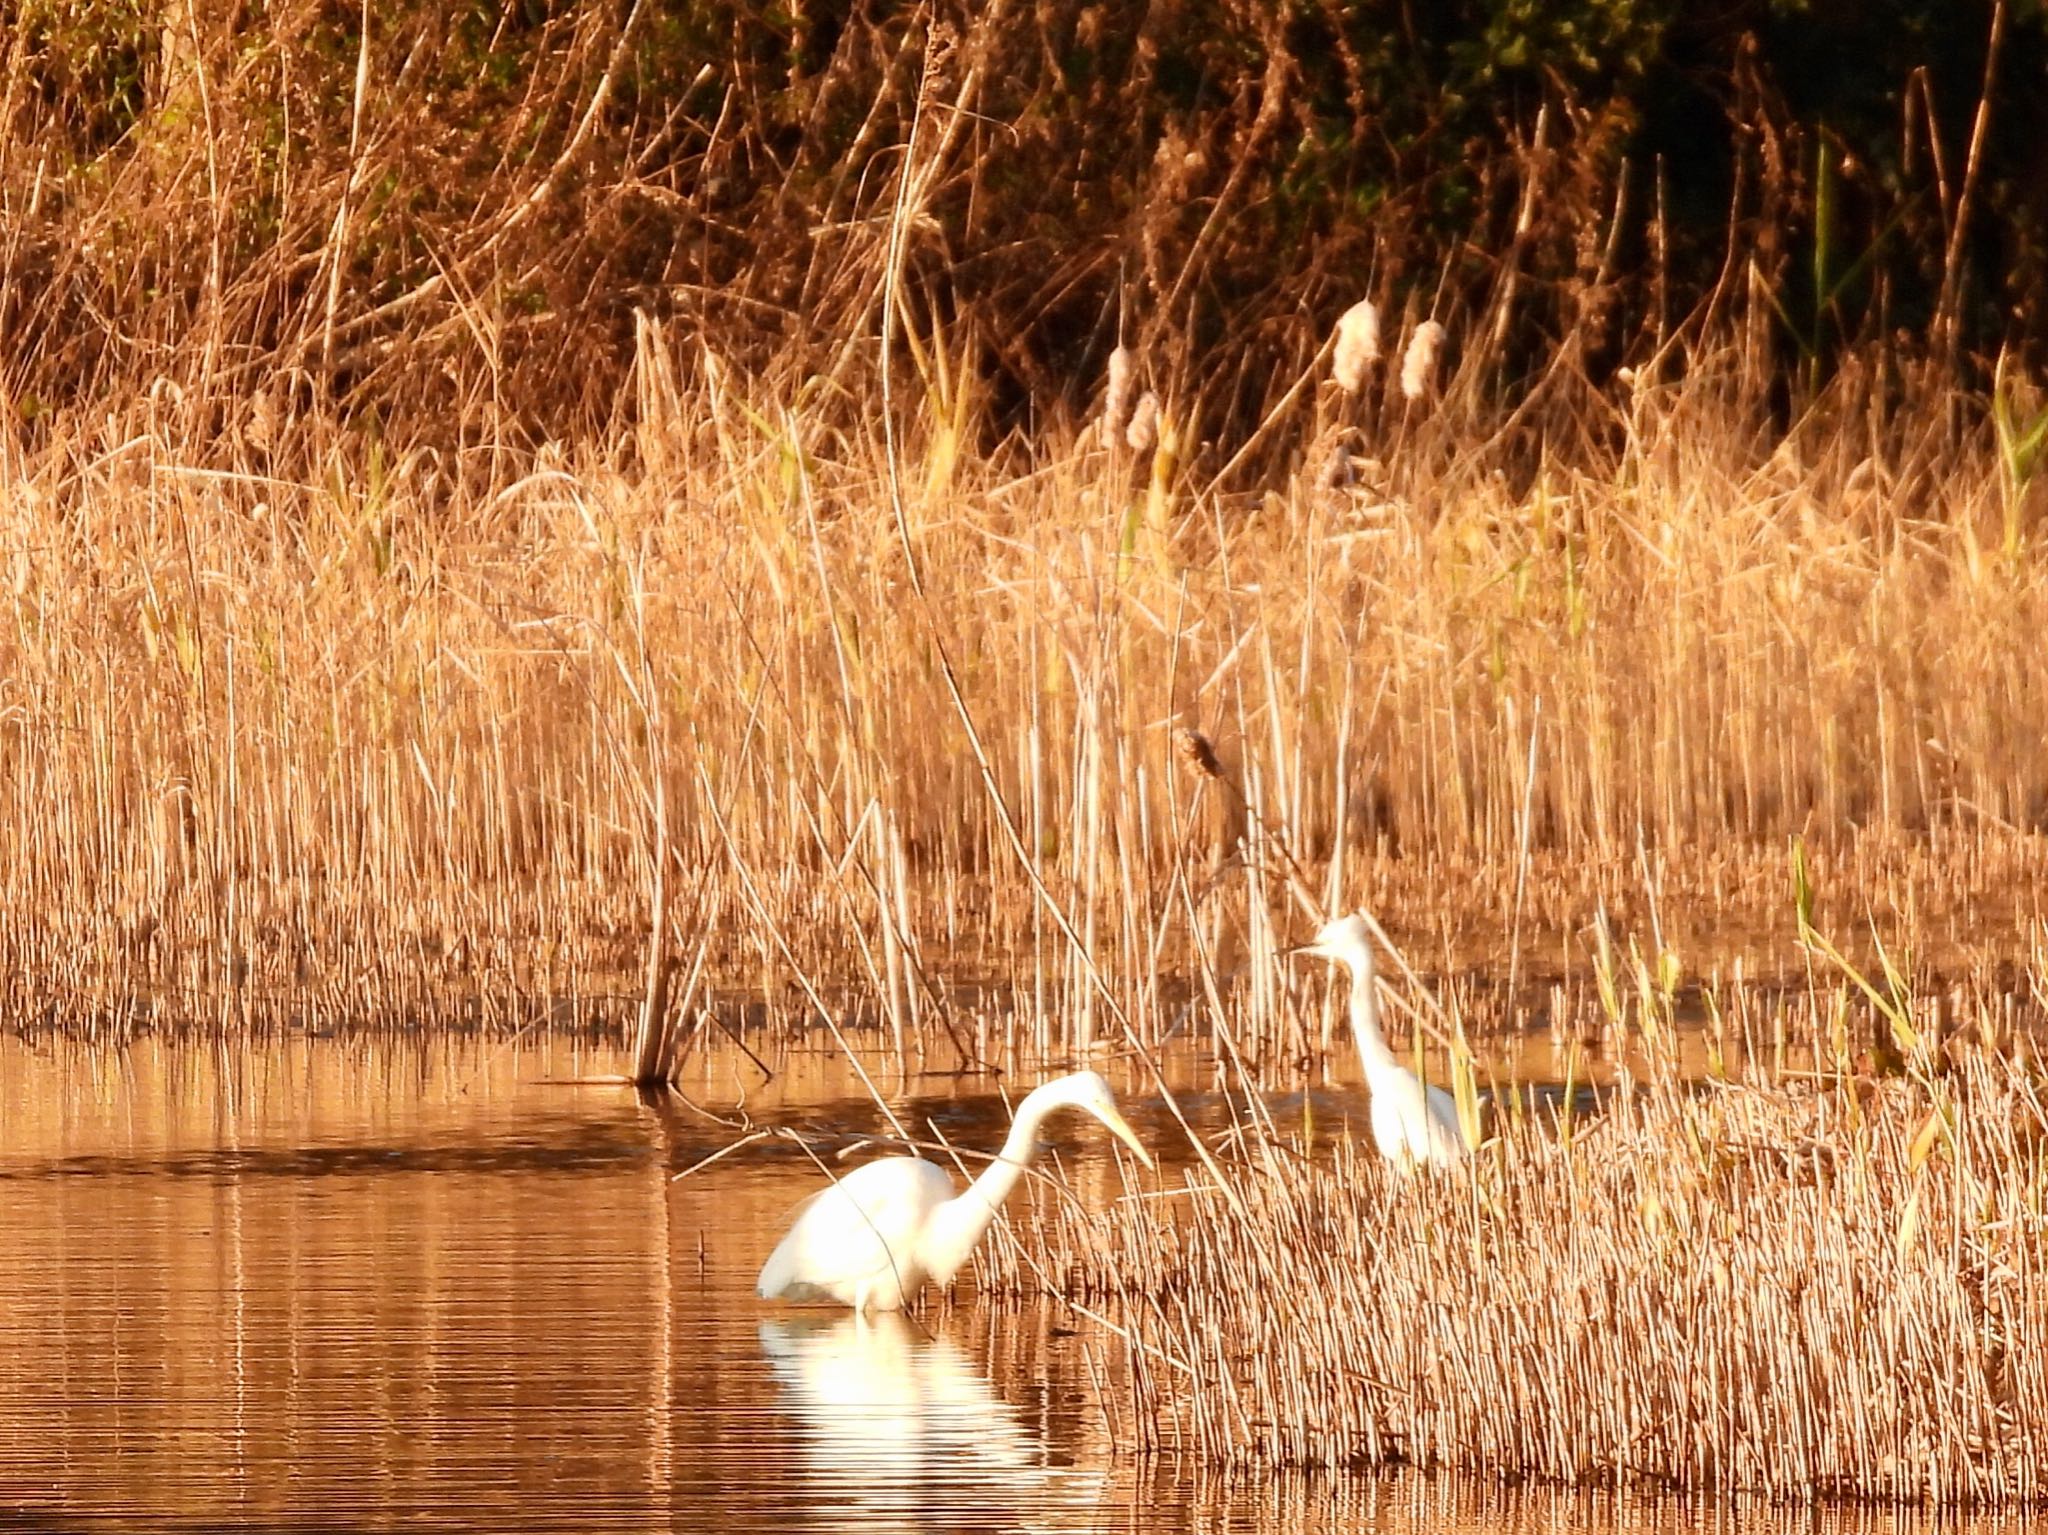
1175, 727, 1223, 780
1331, 300, 1381, 394
1126, 391, 1160, 453
1400, 320, 1445, 400
1103, 345, 1136, 441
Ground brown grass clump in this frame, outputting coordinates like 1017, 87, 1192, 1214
991, 1042, 2048, 1502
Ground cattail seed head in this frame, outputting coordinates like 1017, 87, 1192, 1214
1103, 345, 1136, 440
1175, 727, 1223, 781
1331, 301, 1380, 394
1126, 391, 1160, 453
1400, 320, 1445, 400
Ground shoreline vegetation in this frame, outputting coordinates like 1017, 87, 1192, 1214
4, 0, 2045, 1063
1, 314, 2045, 1057
10, 0, 2048, 1506
988, 1044, 2048, 1503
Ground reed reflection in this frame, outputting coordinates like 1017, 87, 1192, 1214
760, 1312, 1110, 1533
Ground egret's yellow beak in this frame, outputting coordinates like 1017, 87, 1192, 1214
1099, 1105, 1156, 1171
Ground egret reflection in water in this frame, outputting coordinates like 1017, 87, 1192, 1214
759, 1312, 1112, 1531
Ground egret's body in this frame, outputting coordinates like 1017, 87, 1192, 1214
1299, 913, 1467, 1171
756, 1071, 1152, 1311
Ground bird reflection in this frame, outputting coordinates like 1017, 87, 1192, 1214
759, 1312, 1109, 1532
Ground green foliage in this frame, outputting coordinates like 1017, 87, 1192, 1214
3, 0, 2046, 435
14, 0, 155, 153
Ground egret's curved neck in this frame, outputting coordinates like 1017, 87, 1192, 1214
967, 1101, 1050, 1210
1346, 951, 1400, 1077
922, 1092, 1056, 1284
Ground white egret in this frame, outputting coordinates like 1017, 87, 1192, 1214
756, 1071, 1153, 1311
1296, 912, 1467, 1171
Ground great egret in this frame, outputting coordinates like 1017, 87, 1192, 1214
1296, 912, 1467, 1171
756, 1071, 1153, 1311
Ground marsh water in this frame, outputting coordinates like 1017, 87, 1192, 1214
0, 1033, 2032, 1535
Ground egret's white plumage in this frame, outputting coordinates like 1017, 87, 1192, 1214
1299, 913, 1467, 1171
756, 1071, 1153, 1311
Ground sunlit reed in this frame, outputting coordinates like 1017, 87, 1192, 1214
991, 1030, 2048, 1502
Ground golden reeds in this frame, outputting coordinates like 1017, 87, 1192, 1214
2, 0, 2042, 1089
992, 1036, 2048, 1501
0, 325, 2045, 1069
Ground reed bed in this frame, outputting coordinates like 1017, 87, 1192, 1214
989, 1016, 2048, 1502
7, 0, 2047, 1079
1, 326, 2047, 1067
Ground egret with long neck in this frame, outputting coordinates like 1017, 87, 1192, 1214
756, 1071, 1153, 1311
1296, 913, 1467, 1171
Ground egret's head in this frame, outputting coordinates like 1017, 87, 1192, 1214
1292, 912, 1375, 968
1037, 1070, 1155, 1170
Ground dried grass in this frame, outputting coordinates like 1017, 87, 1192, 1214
991, 1035, 2048, 1502
0, 319, 2046, 1068
5, 0, 2044, 1080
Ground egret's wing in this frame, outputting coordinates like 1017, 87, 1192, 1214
1370, 1074, 1467, 1170
1422, 1082, 1458, 1124
1421, 1081, 1469, 1162
756, 1157, 956, 1301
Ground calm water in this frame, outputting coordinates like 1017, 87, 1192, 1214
0, 1035, 2033, 1534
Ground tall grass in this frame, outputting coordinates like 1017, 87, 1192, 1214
6, 0, 2045, 1072
986, 1000, 2048, 1501
0, 316, 2046, 1061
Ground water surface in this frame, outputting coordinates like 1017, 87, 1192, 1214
0, 1035, 2031, 1533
